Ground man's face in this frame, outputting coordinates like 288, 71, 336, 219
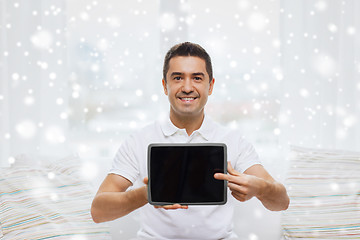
162, 56, 215, 118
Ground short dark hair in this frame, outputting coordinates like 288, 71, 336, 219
163, 42, 213, 82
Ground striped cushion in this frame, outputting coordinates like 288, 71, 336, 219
0, 155, 111, 240
281, 146, 360, 239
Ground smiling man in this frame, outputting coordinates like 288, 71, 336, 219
163, 55, 214, 136
91, 42, 289, 239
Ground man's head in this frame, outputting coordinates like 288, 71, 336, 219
163, 42, 213, 82
162, 42, 215, 121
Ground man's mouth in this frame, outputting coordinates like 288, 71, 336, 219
178, 97, 197, 102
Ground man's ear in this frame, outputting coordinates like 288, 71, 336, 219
162, 79, 168, 95
208, 78, 215, 95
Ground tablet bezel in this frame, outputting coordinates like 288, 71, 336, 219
147, 143, 227, 206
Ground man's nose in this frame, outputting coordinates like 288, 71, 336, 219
182, 78, 193, 93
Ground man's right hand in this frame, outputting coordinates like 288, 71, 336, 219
143, 177, 188, 210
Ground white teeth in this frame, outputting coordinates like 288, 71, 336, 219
182, 98, 195, 101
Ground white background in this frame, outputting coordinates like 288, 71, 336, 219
1, 0, 359, 239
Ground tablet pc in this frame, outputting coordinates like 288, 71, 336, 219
147, 143, 227, 205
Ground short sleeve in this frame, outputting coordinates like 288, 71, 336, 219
234, 138, 262, 173
109, 135, 139, 184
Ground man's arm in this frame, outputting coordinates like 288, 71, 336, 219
214, 162, 289, 211
91, 174, 188, 223
91, 174, 148, 223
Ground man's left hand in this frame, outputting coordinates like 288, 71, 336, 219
214, 162, 265, 202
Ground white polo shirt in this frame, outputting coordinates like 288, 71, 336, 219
109, 115, 261, 240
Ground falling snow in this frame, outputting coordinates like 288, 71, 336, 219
1, 0, 360, 239
30, 30, 54, 49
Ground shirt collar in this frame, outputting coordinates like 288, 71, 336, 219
160, 117, 179, 137
160, 114, 215, 141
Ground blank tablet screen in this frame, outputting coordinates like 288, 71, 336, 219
147, 143, 227, 205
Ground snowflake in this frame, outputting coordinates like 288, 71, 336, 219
238, 0, 250, 11
11, 73, 20, 80
136, 89, 143, 97
273, 128, 281, 136
159, 13, 177, 31
151, 94, 159, 102
243, 73, 251, 81
24, 95, 35, 106
314, 0, 327, 11
253, 47, 261, 54
31, 30, 53, 49
248, 233, 258, 240
8, 156, 16, 164
247, 12, 267, 32
97, 38, 109, 51
343, 115, 357, 128
328, 23, 338, 33
230, 61, 237, 68
49, 72, 57, 80
253, 208, 263, 218
15, 120, 37, 139
312, 54, 336, 77
48, 172, 56, 179
347, 26, 356, 35
45, 126, 66, 143
69, 235, 88, 240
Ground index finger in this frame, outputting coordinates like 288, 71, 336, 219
214, 172, 231, 181
214, 172, 242, 184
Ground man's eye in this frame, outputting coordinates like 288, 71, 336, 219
174, 76, 181, 80
194, 77, 202, 81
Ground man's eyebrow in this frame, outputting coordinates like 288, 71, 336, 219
192, 72, 205, 76
170, 72, 183, 77
169, 72, 205, 77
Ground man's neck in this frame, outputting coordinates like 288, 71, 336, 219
169, 111, 205, 136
